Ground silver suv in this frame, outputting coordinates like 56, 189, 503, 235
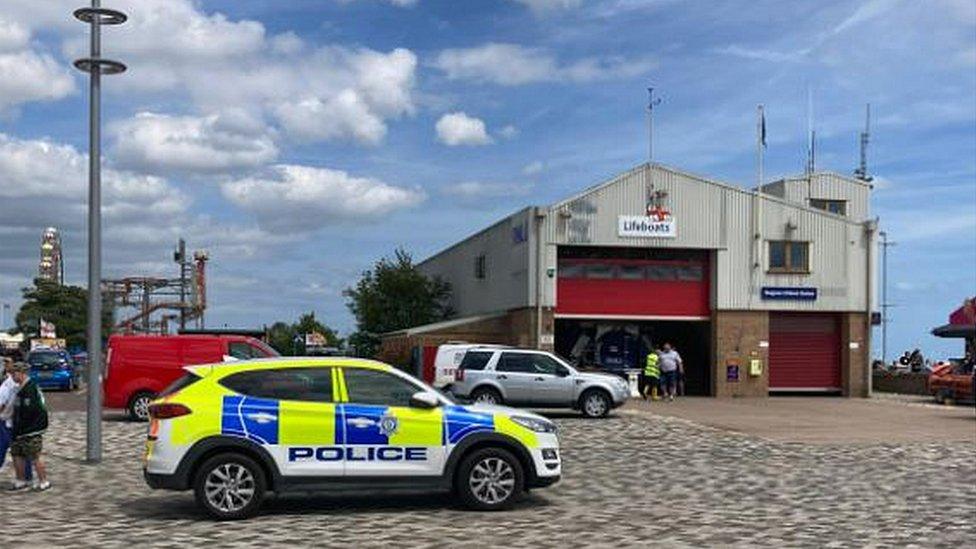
450, 348, 630, 418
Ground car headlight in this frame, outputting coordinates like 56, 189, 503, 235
510, 415, 558, 433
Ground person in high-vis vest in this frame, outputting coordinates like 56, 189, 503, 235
642, 348, 661, 401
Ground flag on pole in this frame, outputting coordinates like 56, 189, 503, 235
760, 107, 767, 148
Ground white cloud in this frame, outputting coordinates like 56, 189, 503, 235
522, 160, 545, 175
111, 111, 278, 174
435, 112, 494, 146
0, 18, 74, 113
339, 0, 419, 6
511, 0, 581, 13
433, 43, 653, 85
498, 125, 519, 139
442, 181, 530, 200
56, 1, 418, 146
220, 165, 425, 232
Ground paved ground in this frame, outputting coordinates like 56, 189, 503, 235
631, 395, 976, 443
1, 399, 973, 548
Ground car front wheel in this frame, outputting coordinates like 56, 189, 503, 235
456, 447, 524, 511
193, 453, 266, 520
580, 389, 611, 418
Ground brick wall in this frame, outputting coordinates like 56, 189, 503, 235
712, 311, 769, 397
841, 312, 870, 397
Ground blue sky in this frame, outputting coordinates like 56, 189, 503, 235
0, 0, 973, 360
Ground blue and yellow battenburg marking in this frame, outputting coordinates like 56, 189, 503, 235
219, 398, 502, 451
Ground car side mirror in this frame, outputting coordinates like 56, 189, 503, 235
556, 368, 570, 377
410, 391, 440, 409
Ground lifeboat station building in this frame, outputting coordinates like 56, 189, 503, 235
381, 163, 877, 397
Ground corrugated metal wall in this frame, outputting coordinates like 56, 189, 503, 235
419, 163, 872, 319
418, 208, 532, 317
542, 164, 870, 313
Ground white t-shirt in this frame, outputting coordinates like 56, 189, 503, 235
0, 374, 19, 428
658, 350, 683, 373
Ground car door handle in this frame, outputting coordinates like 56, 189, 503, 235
497, 374, 507, 380
534, 377, 545, 381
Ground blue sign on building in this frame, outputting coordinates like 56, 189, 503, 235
761, 287, 818, 301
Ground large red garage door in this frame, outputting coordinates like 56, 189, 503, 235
769, 313, 841, 391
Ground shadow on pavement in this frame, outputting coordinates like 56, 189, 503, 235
120, 490, 553, 520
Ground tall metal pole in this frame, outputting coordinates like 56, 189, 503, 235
85, 0, 103, 465
74, 0, 127, 464
879, 231, 896, 366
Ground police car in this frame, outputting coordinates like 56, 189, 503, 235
143, 358, 561, 520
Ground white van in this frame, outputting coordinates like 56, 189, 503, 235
433, 343, 509, 389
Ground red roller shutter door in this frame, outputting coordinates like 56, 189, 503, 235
769, 313, 841, 391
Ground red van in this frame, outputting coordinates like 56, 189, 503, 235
104, 334, 278, 420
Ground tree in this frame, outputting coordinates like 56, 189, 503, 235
344, 248, 453, 357
14, 279, 112, 350
266, 312, 341, 356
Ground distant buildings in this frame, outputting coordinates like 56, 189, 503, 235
39, 227, 63, 285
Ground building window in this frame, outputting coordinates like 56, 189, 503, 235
768, 241, 810, 273
474, 254, 486, 279
809, 198, 846, 216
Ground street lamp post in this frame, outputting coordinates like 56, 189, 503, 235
73, 0, 127, 464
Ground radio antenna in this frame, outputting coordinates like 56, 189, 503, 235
647, 86, 662, 162
854, 103, 873, 182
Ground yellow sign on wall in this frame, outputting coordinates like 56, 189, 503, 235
749, 358, 763, 377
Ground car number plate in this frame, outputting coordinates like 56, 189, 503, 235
38, 372, 54, 379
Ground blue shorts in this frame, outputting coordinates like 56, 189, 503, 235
660, 370, 678, 389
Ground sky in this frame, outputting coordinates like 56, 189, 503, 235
0, 0, 973, 360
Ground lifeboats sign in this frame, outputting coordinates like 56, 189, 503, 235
618, 215, 676, 238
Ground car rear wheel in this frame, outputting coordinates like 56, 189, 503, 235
580, 389, 611, 418
194, 453, 266, 520
128, 391, 155, 422
455, 447, 523, 511
471, 387, 503, 406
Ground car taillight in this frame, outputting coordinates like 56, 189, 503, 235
455, 368, 465, 382
148, 403, 192, 419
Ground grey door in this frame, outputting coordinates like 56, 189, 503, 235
495, 352, 537, 404
527, 354, 575, 405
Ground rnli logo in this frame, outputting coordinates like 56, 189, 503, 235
378, 414, 398, 437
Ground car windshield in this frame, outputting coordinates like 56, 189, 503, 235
28, 352, 66, 370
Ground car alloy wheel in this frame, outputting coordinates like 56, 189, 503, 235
468, 457, 516, 505
583, 392, 609, 418
473, 389, 500, 405
204, 463, 256, 514
131, 393, 153, 421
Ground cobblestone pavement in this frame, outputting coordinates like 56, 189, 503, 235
1, 408, 973, 548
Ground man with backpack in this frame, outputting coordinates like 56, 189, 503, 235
8, 361, 49, 492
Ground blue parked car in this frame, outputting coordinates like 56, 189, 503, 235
27, 349, 80, 391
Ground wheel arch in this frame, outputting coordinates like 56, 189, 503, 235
176, 436, 283, 492
445, 432, 536, 488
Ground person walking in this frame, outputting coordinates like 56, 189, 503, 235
0, 357, 32, 484
8, 361, 49, 492
641, 347, 661, 401
658, 342, 683, 401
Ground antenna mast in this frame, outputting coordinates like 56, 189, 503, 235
854, 103, 873, 182
647, 87, 662, 162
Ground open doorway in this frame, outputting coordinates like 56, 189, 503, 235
555, 318, 712, 396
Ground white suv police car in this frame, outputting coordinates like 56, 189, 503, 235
143, 358, 561, 520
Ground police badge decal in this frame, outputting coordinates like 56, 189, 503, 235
378, 414, 398, 437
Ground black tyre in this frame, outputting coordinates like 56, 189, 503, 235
455, 447, 523, 511
193, 453, 267, 520
128, 391, 155, 422
471, 386, 503, 406
580, 389, 611, 418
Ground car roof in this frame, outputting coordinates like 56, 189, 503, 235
187, 356, 393, 376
